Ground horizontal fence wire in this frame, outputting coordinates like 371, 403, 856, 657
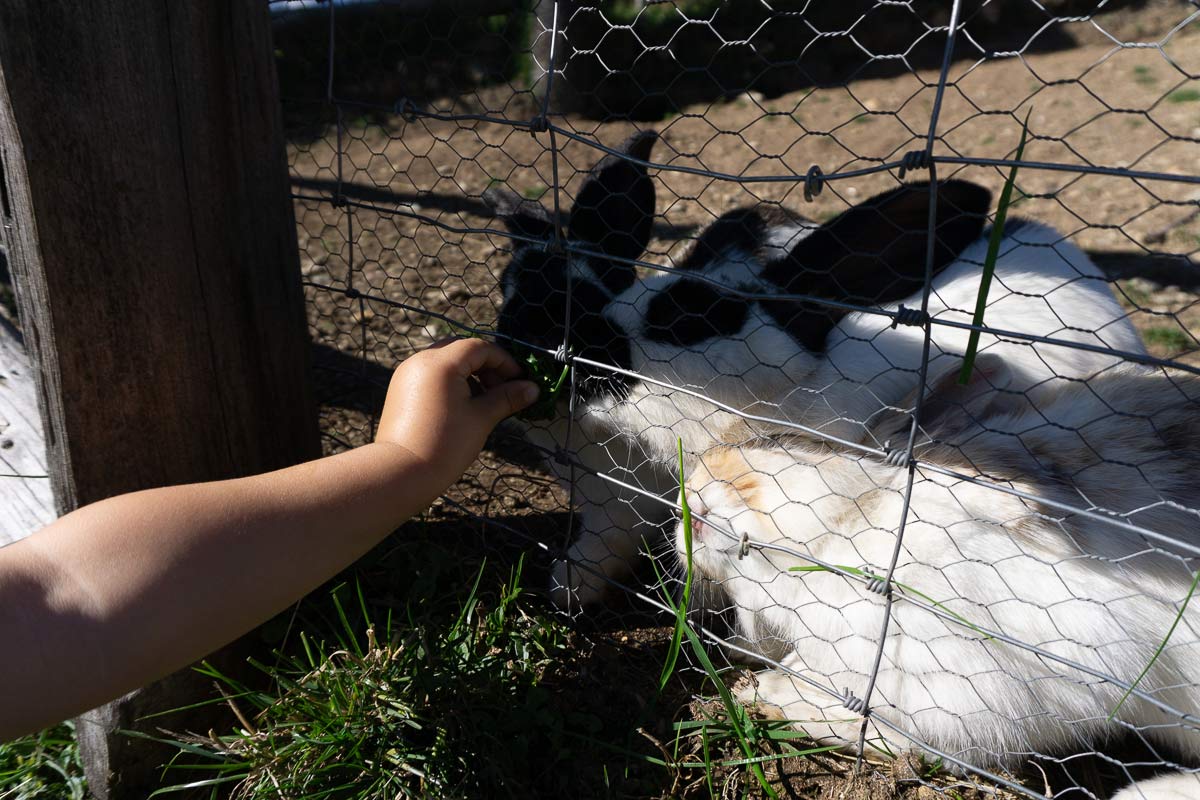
299, 227, 1200, 377
302, 276, 1200, 556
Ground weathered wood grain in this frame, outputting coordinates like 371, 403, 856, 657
0, 1, 319, 796
0, 2, 319, 511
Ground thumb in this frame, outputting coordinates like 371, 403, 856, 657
475, 379, 540, 424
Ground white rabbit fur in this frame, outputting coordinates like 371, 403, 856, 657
488, 132, 1147, 608
674, 356, 1200, 798
1111, 772, 1200, 799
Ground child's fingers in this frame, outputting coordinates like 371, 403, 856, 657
475, 380, 540, 424
445, 338, 522, 381
476, 369, 507, 391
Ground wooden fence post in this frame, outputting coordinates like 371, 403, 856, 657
0, 1, 319, 797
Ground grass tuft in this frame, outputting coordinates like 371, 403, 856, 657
151, 558, 582, 799
1143, 325, 1194, 354
0, 723, 87, 800
522, 184, 548, 201
1166, 88, 1200, 103
512, 344, 571, 421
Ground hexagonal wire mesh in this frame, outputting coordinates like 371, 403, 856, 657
272, 0, 1200, 796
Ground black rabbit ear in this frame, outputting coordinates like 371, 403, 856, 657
568, 130, 658, 265
484, 184, 555, 242
769, 180, 991, 304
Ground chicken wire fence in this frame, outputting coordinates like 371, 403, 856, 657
272, 0, 1200, 796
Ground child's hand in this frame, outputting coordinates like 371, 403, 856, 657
376, 338, 540, 481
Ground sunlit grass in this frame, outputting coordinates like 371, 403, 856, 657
0, 723, 86, 800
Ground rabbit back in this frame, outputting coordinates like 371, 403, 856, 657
681, 435, 1200, 773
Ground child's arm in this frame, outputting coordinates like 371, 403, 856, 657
0, 338, 538, 741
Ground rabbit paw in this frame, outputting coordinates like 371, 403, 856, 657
736, 674, 787, 721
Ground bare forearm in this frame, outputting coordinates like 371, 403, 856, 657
0, 442, 437, 739
0, 337, 537, 740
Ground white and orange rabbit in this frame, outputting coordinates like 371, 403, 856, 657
676, 355, 1200, 798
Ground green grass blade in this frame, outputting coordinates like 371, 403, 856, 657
330, 586, 362, 656
959, 109, 1031, 385
1109, 568, 1200, 719
679, 625, 778, 799
549, 361, 570, 396
658, 438, 694, 691
453, 559, 487, 634
118, 730, 242, 763
701, 723, 716, 799
650, 438, 778, 798
790, 564, 992, 640
556, 729, 671, 768
355, 579, 372, 635
514, 346, 572, 420
147, 773, 248, 796
704, 745, 839, 768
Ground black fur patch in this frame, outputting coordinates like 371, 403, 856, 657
568, 131, 657, 267
587, 256, 638, 296
645, 279, 751, 347
759, 180, 992, 352
497, 253, 633, 398
762, 180, 990, 304
485, 185, 556, 243
572, 305, 635, 400
677, 206, 805, 272
758, 302, 839, 352
677, 209, 769, 271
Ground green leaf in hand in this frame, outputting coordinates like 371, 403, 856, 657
511, 344, 570, 421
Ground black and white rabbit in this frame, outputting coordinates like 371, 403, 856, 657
487, 131, 1146, 608
675, 355, 1200, 799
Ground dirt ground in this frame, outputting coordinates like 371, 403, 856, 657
290, 10, 1200, 797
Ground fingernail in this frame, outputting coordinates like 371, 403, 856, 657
522, 384, 540, 404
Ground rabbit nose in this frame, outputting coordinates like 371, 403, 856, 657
686, 494, 710, 540
686, 491, 700, 534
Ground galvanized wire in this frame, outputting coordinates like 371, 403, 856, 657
286, 0, 1200, 794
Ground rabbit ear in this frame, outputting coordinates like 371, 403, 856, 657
568, 130, 658, 275
869, 353, 1022, 448
484, 184, 555, 242
769, 180, 991, 305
